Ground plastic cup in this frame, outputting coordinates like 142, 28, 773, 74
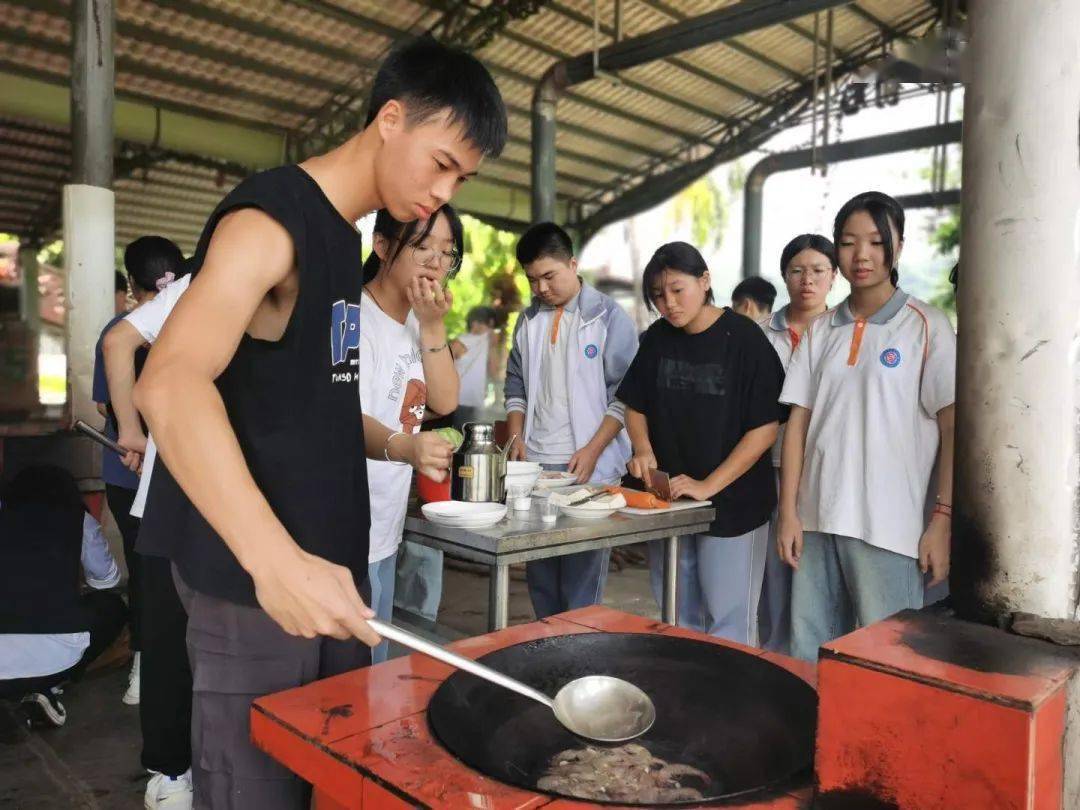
540, 497, 559, 523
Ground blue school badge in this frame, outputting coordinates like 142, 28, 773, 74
880, 348, 902, 368
584, 344, 599, 359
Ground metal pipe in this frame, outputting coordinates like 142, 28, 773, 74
952, 0, 1080, 625
531, 0, 850, 224
740, 121, 962, 278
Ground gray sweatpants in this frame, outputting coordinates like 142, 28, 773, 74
173, 567, 370, 810
647, 523, 769, 646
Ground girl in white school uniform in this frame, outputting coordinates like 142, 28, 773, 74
757, 234, 837, 653
777, 191, 956, 662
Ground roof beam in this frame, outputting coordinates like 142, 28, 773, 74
545, 0, 772, 102
0, 29, 321, 121
486, 21, 739, 124
845, 3, 902, 40
635, 0, 805, 82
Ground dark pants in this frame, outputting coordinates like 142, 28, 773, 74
0, 591, 127, 698
173, 566, 371, 810
139, 554, 192, 777
525, 463, 611, 619
105, 483, 141, 650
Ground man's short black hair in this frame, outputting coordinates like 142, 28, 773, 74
114, 270, 128, 294
466, 306, 497, 329
366, 36, 507, 158
516, 222, 574, 267
731, 276, 777, 312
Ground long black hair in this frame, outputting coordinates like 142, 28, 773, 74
361, 204, 465, 284
641, 241, 715, 312
780, 233, 837, 276
832, 191, 905, 287
123, 236, 186, 295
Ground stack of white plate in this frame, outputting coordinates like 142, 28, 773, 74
421, 501, 507, 529
505, 460, 542, 492
533, 470, 578, 490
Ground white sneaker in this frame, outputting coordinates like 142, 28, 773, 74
144, 770, 193, 809
20, 688, 66, 728
123, 652, 140, 706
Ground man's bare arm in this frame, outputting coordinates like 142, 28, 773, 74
134, 208, 377, 644
102, 320, 149, 456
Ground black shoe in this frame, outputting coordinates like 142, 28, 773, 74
20, 690, 66, 728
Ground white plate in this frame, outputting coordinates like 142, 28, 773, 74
559, 503, 621, 520
421, 501, 507, 528
619, 500, 711, 516
533, 471, 578, 489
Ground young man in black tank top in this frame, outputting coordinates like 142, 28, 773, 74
133, 38, 506, 810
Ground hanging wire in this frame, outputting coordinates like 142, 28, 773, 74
821, 7, 835, 177
810, 12, 821, 175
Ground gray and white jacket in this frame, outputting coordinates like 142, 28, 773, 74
504, 281, 637, 485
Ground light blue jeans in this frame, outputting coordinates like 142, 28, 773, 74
790, 531, 924, 662
648, 524, 768, 646
393, 541, 443, 624
368, 553, 397, 665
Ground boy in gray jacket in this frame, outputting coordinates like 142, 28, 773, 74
505, 222, 638, 617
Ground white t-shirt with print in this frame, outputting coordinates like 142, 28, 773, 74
780, 289, 956, 558
358, 292, 427, 563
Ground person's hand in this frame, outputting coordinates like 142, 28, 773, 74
395, 431, 454, 481
507, 440, 527, 462
252, 548, 379, 645
120, 449, 143, 474
669, 475, 712, 502
407, 276, 452, 329
117, 425, 147, 456
568, 441, 602, 484
776, 508, 803, 570
627, 451, 658, 487
919, 514, 951, 586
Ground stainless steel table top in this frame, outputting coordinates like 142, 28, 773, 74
404, 499, 716, 558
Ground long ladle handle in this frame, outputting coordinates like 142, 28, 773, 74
367, 618, 554, 710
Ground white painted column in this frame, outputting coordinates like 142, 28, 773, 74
65, 0, 114, 424
952, 0, 1080, 622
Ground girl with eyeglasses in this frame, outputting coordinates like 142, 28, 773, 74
359, 205, 463, 662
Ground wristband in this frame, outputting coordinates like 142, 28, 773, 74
423, 342, 448, 354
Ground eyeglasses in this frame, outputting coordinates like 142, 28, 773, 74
411, 244, 461, 275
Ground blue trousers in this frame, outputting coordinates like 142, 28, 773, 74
393, 541, 443, 623
368, 553, 397, 665
790, 531, 924, 662
648, 524, 768, 646
525, 463, 611, 619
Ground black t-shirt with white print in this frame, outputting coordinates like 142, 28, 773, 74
617, 309, 785, 537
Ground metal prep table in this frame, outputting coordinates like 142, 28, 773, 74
402, 499, 715, 631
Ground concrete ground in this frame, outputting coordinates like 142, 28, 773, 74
0, 534, 657, 809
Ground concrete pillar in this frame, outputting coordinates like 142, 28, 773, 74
65, 0, 115, 424
17, 243, 40, 329
531, 66, 561, 224
952, 0, 1080, 624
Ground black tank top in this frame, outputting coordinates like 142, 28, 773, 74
138, 166, 369, 606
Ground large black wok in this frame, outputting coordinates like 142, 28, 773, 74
428, 633, 817, 806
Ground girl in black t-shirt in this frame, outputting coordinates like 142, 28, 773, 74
617, 242, 785, 644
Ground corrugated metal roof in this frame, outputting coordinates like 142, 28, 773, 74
0, 0, 940, 250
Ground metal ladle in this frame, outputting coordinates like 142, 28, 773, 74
368, 619, 655, 743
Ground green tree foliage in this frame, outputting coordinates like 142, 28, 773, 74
667, 176, 726, 252
444, 215, 529, 343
